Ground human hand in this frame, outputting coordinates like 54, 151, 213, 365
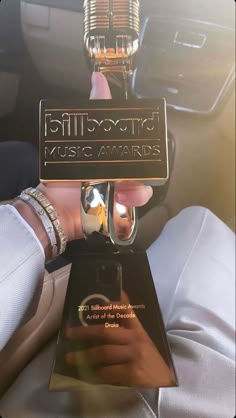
14, 73, 153, 258
37, 73, 153, 243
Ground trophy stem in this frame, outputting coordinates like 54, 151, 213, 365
94, 63, 132, 100
81, 67, 137, 247
81, 182, 137, 248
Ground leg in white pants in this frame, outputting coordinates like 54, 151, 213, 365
0, 207, 235, 418
147, 206, 235, 418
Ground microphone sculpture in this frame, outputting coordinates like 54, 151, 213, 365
81, 0, 140, 247
84, 0, 139, 98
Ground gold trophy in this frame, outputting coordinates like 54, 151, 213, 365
46, 0, 177, 391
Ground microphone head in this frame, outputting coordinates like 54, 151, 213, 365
83, 0, 140, 71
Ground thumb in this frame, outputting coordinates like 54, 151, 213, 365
89, 72, 112, 100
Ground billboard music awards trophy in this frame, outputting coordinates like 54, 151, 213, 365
39, 0, 177, 390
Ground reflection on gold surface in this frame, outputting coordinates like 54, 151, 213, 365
58, 291, 176, 388
81, 183, 137, 244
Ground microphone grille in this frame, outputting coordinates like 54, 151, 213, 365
84, 0, 140, 65
84, 0, 110, 33
84, 0, 139, 32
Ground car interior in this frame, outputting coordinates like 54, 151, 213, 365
0, 0, 235, 415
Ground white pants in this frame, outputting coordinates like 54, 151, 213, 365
0, 207, 235, 418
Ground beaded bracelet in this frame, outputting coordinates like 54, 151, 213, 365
18, 193, 58, 259
22, 188, 67, 255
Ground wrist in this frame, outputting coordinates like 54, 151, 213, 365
13, 199, 51, 261
37, 183, 83, 241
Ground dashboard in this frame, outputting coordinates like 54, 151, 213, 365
18, 0, 235, 115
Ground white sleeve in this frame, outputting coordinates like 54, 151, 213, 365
147, 207, 235, 418
0, 205, 45, 350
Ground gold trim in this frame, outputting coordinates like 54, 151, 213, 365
40, 175, 168, 183
44, 159, 162, 164
44, 107, 160, 112
44, 138, 161, 143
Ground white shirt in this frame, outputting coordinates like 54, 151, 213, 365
0, 205, 45, 349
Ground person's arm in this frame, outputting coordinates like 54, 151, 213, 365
0, 72, 153, 351
148, 207, 235, 418
0, 204, 45, 350
0, 185, 152, 351
13, 199, 51, 260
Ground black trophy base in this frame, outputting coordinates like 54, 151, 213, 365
49, 252, 177, 391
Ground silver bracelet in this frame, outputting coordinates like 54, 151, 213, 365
18, 193, 58, 259
22, 188, 67, 255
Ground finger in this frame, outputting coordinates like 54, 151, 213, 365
66, 344, 132, 366
89, 72, 112, 100
115, 182, 153, 207
66, 324, 133, 345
